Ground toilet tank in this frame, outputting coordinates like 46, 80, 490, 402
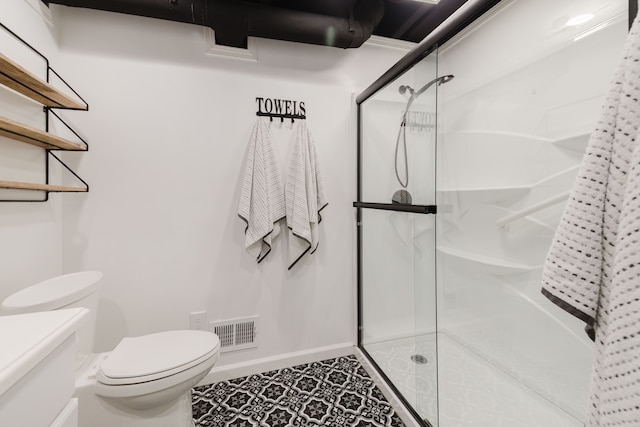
1, 271, 103, 366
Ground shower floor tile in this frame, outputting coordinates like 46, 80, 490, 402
192, 355, 406, 427
366, 334, 583, 427
365, 335, 438, 423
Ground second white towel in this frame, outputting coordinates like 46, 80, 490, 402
285, 121, 328, 269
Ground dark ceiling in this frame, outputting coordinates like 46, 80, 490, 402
374, 0, 467, 42
44, 0, 468, 49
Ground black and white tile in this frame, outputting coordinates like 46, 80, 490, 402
192, 355, 406, 427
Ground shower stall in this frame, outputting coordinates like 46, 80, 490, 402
355, 0, 631, 426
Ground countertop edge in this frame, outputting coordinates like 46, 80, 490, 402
0, 308, 88, 396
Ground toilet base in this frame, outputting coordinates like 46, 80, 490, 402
75, 354, 196, 427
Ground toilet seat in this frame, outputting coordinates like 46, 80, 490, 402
94, 352, 218, 403
97, 330, 220, 386
93, 330, 220, 404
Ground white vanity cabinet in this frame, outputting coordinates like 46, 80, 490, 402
0, 308, 87, 426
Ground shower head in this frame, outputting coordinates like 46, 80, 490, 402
398, 85, 414, 96
399, 74, 455, 118
439, 74, 455, 84
414, 74, 455, 97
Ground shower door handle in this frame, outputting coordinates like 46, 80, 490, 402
353, 202, 437, 214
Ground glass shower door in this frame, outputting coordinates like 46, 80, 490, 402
434, 1, 627, 425
357, 1, 629, 426
357, 49, 439, 426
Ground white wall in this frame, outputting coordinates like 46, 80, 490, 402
0, 1, 63, 300
41, 6, 409, 365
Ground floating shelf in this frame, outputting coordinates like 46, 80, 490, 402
1, 22, 90, 201
0, 53, 86, 110
0, 115, 86, 151
438, 246, 541, 275
0, 180, 87, 193
552, 133, 589, 152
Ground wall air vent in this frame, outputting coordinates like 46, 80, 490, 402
209, 316, 259, 353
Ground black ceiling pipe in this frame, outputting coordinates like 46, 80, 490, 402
44, 0, 384, 49
43, 0, 209, 26
208, 0, 384, 48
256, 0, 383, 48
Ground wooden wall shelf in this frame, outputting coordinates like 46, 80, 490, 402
1, 23, 89, 201
0, 115, 86, 151
0, 180, 87, 193
0, 53, 86, 110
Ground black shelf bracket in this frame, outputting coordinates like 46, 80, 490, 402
47, 151, 89, 192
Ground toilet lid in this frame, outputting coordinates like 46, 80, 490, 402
98, 330, 219, 385
1, 271, 103, 313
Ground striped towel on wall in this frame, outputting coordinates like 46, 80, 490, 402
285, 121, 328, 270
541, 15, 640, 426
238, 118, 286, 263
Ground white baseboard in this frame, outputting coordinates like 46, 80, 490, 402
197, 342, 354, 386
354, 347, 424, 427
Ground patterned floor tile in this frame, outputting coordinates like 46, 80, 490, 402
192, 355, 406, 427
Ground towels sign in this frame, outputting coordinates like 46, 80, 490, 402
256, 97, 306, 119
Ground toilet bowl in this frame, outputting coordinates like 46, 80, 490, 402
1, 272, 220, 427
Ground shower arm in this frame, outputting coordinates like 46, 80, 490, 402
416, 74, 454, 97
401, 74, 454, 124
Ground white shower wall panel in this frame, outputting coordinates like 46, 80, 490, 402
437, 132, 551, 190
436, 0, 628, 422
440, 0, 627, 112
439, 20, 626, 188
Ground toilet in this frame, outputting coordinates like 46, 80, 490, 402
1, 271, 220, 427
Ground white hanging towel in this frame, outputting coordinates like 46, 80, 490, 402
541, 15, 640, 427
238, 118, 286, 263
285, 121, 328, 270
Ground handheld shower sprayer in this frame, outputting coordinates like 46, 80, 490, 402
398, 85, 414, 97
415, 74, 454, 97
392, 74, 455, 204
